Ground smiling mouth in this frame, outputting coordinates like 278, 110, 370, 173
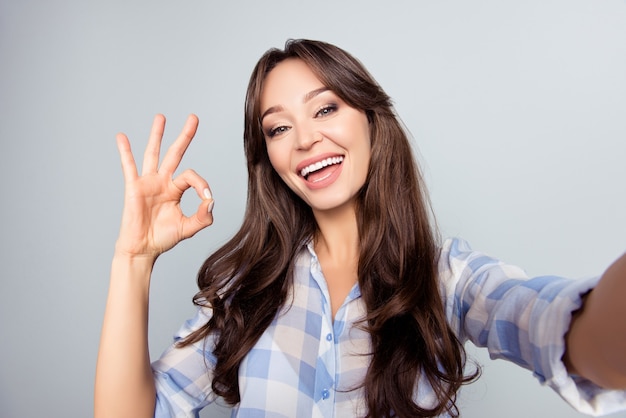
299, 156, 344, 180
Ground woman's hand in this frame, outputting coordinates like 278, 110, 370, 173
114, 114, 214, 259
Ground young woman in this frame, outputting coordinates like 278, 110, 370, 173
95, 39, 626, 417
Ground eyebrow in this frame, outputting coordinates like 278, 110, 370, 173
260, 87, 330, 123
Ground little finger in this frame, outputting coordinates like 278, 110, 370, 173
116, 133, 139, 182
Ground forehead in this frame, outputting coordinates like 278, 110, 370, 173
260, 59, 325, 111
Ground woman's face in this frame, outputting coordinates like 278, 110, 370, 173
260, 58, 371, 214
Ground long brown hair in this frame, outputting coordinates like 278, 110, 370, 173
180, 39, 478, 417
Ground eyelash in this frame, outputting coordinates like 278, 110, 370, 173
266, 125, 289, 138
315, 103, 337, 117
265, 103, 339, 138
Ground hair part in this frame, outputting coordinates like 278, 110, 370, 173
180, 39, 479, 417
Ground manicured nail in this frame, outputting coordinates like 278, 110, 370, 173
207, 200, 214, 213
203, 188, 212, 200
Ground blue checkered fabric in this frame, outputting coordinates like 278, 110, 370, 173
151, 238, 626, 417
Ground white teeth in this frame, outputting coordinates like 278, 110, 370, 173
300, 156, 344, 177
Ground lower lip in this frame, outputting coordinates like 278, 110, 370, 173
303, 163, 343, 190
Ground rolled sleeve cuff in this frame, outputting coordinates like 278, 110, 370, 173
537, 276, 626, 416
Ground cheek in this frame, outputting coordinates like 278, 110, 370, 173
358, 132, 372, 178
353, 126, 372, 161
265, 142, 280, 169
326, 115, 370, 148
265, 143, 292, 182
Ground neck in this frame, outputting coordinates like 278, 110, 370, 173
312, 202, 359, 263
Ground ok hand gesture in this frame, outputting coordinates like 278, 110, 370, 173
114, 114, 214, 260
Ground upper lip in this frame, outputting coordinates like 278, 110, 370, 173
295, 153, 344, 176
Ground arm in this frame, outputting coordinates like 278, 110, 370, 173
94, 114, 214, 418
441, 238, 626, 415
565, 252, 626, 389
96, 254, 156, 418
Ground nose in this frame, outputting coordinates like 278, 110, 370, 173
295, 124, 323, 150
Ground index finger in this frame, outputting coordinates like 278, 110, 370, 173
158, 114, 199, 175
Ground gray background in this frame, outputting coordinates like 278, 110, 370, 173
1, 1, 625, 417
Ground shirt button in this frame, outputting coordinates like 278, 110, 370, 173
322, 389, 330, 399
326, 333, 333, 342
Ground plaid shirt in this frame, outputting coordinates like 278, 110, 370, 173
152, 238, 626, 417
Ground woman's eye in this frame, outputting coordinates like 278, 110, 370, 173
315, 104, 337, 118
267, 125, 290, 138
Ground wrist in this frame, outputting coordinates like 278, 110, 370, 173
113, 249, 158, 264
110, 251, 156, 289
113, 239, 160, 264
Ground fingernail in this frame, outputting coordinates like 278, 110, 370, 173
207, 200, 214, 213
203, 188, 212, 200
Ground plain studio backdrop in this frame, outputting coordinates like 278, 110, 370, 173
1, 1, 625, 417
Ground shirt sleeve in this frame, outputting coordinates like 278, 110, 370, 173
151, 306, 219, 418
439, 237, 626, 416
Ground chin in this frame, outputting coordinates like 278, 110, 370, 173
307, 196, 358, 214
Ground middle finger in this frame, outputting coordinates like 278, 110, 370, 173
141, 114, 166, 175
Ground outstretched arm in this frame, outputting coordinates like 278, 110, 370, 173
565, 252, 626, 389
94, 114, 214, 418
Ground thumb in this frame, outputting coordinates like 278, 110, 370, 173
180, 198, 214, 240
